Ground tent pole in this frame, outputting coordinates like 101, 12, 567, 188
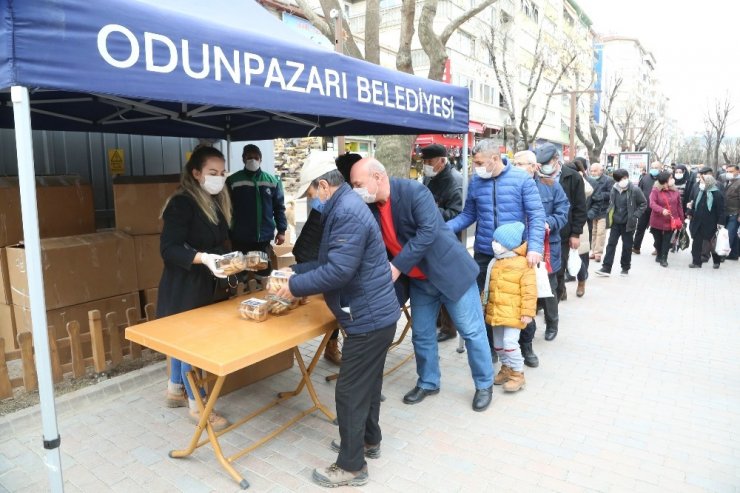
226, 134, 232, 171
11, 86, 64, 493
461, 132, 469, 248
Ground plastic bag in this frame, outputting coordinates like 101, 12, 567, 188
535, 263, 553, 299
715, 228, 731, 256
567, 248, 581, 276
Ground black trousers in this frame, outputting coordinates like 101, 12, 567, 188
650, 228, 673, 261
556, 239, 569, 299
577, 252, 590, 282
474, 251, 495, 350
335, 324, 396, 471
633, 208, 652, 251
602, 223, 634, 272
691, 233, 722, 266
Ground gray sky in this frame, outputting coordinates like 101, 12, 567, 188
577, 0, 740, 137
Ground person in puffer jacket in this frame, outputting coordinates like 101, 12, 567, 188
481, 222, 536, 393
276, 154, 400, 488
447, 139, 545, 351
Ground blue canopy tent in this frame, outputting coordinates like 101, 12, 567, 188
1, 0, 469, 490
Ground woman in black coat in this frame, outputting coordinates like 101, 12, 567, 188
688, 174, 725, 268
157, 146, 233, 430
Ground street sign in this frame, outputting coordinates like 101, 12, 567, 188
618, 152, 650, 183
107, 148, 124, 175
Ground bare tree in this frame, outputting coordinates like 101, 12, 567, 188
702, 122, 715, 166
608, 103, 660, 153
575, 76, 622, 163
674, 136, 704, 165
721, 137, 740, 165
295, 0, 499, 176
485, 25, 581, 150
705, 94, 733, 171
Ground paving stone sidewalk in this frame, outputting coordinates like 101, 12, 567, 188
1, 244, 739, 492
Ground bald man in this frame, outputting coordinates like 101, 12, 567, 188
588, 163, 614, 261
350, 158, 494, 412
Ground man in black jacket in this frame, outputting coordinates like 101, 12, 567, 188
535, 144, 587, 304
420, 144, 463, 342
633, 161, 662, 254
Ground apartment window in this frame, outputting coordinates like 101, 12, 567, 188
521, 0, 538, 22
479, 83, 496, 105
499, 92, 507, 108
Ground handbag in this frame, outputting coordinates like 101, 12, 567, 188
715, 227, 731, 256
535, 262, 553, 298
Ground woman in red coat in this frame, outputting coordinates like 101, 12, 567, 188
649, 171, 685, 267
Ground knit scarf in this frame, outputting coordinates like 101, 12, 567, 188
696, 185, 719, 212
481, 250, 518, 307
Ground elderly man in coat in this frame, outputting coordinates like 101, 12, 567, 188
350, 157, 495, 413
277, 152, 400, 488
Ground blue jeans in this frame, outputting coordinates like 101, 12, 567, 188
170, 358, 205, 400
409, 279, 494, 390
727, 214, 739, 259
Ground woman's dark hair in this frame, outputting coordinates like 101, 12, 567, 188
656, 170, 672, 184
573, 157, 588, 173
613, 169, 629, 181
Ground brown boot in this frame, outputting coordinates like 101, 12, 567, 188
576, 281, 586, 297
324, 339, 342, 365
503, 370, 525, 392
494, 364, 512, 385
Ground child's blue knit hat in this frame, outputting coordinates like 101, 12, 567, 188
492, 222, 525, 251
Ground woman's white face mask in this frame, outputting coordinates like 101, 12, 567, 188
201, 175, 226, 195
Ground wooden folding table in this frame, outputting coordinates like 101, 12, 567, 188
126, 294, 336, 489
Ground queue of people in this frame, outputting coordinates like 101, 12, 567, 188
155, 140, 738, 488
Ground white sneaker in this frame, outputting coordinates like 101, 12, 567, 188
594, 269, 611, 277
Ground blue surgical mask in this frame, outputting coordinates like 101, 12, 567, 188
310, 197, 325, 213
649, 169, 659, 177
540, 164, 555, 176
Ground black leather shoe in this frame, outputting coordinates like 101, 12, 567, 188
436, 331, 455, 342
544, 328, 558, 341
472, 386, 493, 412
520, 342, 539, 368
403, 386, 439, 405
689, 263, 701, 268
713, 263, 720, 269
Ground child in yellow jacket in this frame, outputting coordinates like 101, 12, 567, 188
481, 222, 537, 392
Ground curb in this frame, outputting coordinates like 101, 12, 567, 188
0, 361, 167, 437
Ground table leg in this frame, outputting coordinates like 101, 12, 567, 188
277, 330, 332, 399
293, 346, 335, 421
169, 371, 250, 489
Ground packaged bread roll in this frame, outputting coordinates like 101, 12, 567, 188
239, 298, 269, 322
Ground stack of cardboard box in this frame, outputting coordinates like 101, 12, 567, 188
112, 175, 181, 313
0, 176, 98, 353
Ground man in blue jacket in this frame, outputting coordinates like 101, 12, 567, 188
447, 140, 546, 349
277, 153, 400, 488
227, 144, 287, 270
350, 158, 495, 413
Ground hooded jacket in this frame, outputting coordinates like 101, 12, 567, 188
649, 183, 684, 231
483, 243, 537, 329
606, 182, 647, 232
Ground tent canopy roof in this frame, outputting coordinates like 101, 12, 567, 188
0, 0, 469, 140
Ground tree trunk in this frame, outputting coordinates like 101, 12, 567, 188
365, 0, 381, 65
375, 135, 416, 177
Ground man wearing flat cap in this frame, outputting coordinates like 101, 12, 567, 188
420, 143, 463, 342
276, 152, 400, 488
535, 143, 587, 314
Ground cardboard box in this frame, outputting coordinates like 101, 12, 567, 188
134, 235, 163, 290
7, 231, 137, 310
113, 175, 180, 235
0, 248, 11, 305
13, 292, 141, 346
211, 348, 294, 396
0, 176, 96, 247
271, 252, 295, 270
0, 304, 16, 353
